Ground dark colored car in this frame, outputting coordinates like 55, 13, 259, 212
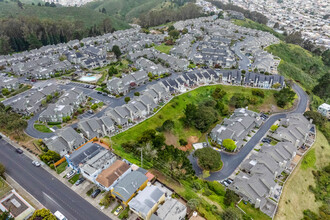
97, 91, 102, 94
91, 189, 101, 198
16, 148, 23, 154
0, 135, 2, 139
75, 177, 85, 186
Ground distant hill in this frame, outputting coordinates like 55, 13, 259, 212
0, 1, 130, 30
84, 0, 166, 22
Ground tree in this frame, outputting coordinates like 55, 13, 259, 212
222, 207, 243, 220
39, 151, 61, 164
1, 88, 10, 96
162, 119, 174, 131
169, 30, 180, 39
222, 139, 237, 151
0, 163, 5, 179
112, 45, 121, 59
101, 7, 107, 14
274, 87, 295, 108
252, 88, 264, 98
270, 124, 279, 132
0, 211, 14, 220
91, 103, 98, 110
46, 95, 52, 103
285, 31, 304, 46
108, 66, 118, 76
321, 49, 330, 66
134, 92, 140, 96
212, 87, 227, 100
124, 97, 130, 103
179, 139, 188, 146
182, 28, 188, 34
168, 25, 175, 32
313, 73, 330, 100
194, 147, 222, 171
187, 198, 200, 211
31, 208, 56, 220
224, 189, 240, 206
50, 2, 56, 7
229, 93, 249, 108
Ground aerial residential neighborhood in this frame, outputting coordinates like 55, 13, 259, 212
0, 1, 328, 220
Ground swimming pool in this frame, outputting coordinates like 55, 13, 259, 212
78, 76, 98, 82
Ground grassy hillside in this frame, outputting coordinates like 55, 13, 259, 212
275, 130, 330, 220
266, 43, 329, 91
84, 0, 165, 22
0, 1, 130, 29
233, 19, 285, 40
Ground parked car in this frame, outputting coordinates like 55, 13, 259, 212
54, 211, 67, 220
0, 134, 2, 139
75, 177, 85, 186
88, 110, 94, 114
262, 138, 271, 143
66, 170, 77, 179
32, 161, 41, 167
16, 148, 23, 154
97, 91, 102, 94
91, 189, 101, 198
114, 205, 123, 216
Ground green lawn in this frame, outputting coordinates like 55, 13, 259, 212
56, 162, 68, 174
238, 201, 271, 220
154, 43, 173, 54
34, 124, 52, 133
68, 174, 80, 184
0, 177, 11, 198
111, 85, 277, 166
6, 85, 32, 98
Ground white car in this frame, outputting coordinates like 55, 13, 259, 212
32, 161, 41, 167
66, 170, 77, 179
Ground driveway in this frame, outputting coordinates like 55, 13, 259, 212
189, 83, 309, 181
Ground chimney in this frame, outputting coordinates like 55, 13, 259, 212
255, 198, 261, 208
295, 139, 300, 148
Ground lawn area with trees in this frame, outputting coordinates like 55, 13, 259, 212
154, 43, 173, 54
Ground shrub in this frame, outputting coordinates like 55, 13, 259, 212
270, 124, 279, 132
179, 139, 188, 146
222, 139, 237, 151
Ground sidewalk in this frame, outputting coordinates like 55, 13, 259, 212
4, 174, 44, 210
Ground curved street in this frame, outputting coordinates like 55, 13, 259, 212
190, 83, 309, 181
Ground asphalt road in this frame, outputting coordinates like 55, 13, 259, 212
0, 140, 111, 220
190, 83, 308, 181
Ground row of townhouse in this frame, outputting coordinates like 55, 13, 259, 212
39, 87, 86, 123
229, 114, 316, 217
229, 142, 296, 217
107, 83, 171, 127
7, 83, 59, 115
210, 108, 263, 150
135, 57, 168, 76
0, 75, 20, 90
63, 140, 188, 220
107, 70, 149, 95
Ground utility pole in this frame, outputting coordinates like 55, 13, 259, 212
140, 148, 143, 168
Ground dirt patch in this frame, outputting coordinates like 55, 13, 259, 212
179, 136, 199, 151
19, 137, 42, 155
292, 155, 301, 164
164, 131, 179, 147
